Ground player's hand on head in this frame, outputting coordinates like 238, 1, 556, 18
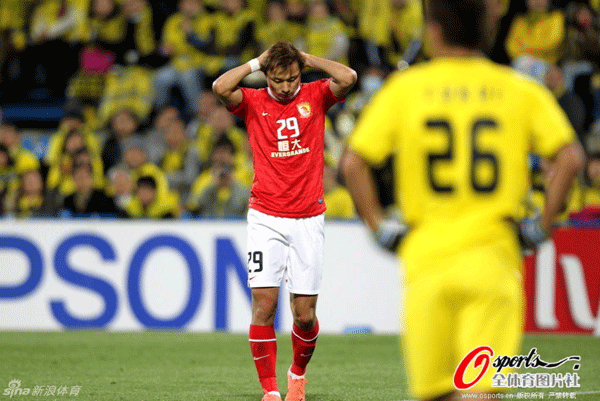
518, 213, 549, 251
257, 49, 269, 71
299, 51, 312, 69
374, 219, 409, 253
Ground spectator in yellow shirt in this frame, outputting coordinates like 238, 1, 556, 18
0, 123, 40, 174
121, 0, 156, 65
298, 0, 349, 81
145, 105, 182, 165
96, 64, 155, 128
204, 0, 258, 75
159, 118, 199, 198
357, 0, 391, 68
116, 136, 170, 203
60, 162, 119, 217
100, 108, 144, 174
388, 0, 425, 69
154, 0, 204, 117
45, 109, 100, 169
185, 92, 219, 143
0, 0, 29, 53
30, 0, 87, 97
257, 0, 304, 52
505, 0, 566, 65
46, 129, 105, 196
12, 169, 46, 218
187, 135, 249, 217
0, 123, 41, 212
125, 175, 181, 218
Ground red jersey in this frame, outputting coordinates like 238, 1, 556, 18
228, 79, 344, 218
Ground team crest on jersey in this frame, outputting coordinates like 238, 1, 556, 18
297, 102, 312, 118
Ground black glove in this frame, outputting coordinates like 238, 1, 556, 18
374, 219, 409, 253
518, 214, 549, 251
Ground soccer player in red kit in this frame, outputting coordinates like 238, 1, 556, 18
212, 42, 356, 401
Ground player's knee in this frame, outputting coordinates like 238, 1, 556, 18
292, 311, 316, 331
252, 296, 278, 324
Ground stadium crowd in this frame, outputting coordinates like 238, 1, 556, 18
0, 0, 598, 220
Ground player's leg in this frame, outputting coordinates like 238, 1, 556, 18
284, 213, 324, 401
453, 246, 524, 398
402, 269, 458, 400
247, 209, 290, 400
250, 287, 281, 400
290, 293, 319, 375
285, 294, 318, 401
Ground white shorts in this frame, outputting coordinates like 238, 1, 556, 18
246, 209, 324, 295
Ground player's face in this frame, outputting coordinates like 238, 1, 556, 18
266, 63, 301, 103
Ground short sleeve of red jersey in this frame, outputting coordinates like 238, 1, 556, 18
315, 78, 346, 110
226, 87, 254, 119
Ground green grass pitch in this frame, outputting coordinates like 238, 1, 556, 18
0, 332, 598, 400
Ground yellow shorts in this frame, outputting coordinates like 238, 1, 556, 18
401, 245, 524, 399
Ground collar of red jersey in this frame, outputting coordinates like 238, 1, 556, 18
267, 84, 302, 103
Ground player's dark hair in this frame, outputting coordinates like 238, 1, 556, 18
264, 41, 305, 74
425, 0, 487, 50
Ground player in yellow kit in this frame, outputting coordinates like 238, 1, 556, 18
341, 0, 584, 399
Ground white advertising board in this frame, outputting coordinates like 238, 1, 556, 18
0, 220, 402, 334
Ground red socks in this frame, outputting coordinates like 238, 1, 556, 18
249, 324, 278, 393
290, 320, 320, 377
249, 321, 320, 393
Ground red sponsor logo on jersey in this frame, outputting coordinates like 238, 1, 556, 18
297, 102, 312, 118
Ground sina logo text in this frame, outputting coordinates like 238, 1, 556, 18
3, 380, 31, 398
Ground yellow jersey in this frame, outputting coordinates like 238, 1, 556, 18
349, 57, 576, 276
161, 13, 203, 71
505, 10, 565, 64
125, 191, 180, 219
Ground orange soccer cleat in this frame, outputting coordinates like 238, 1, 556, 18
284, 374, 307, 401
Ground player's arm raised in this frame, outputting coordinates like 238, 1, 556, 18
301, 52, 357, 97
212, 50, 269, 108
